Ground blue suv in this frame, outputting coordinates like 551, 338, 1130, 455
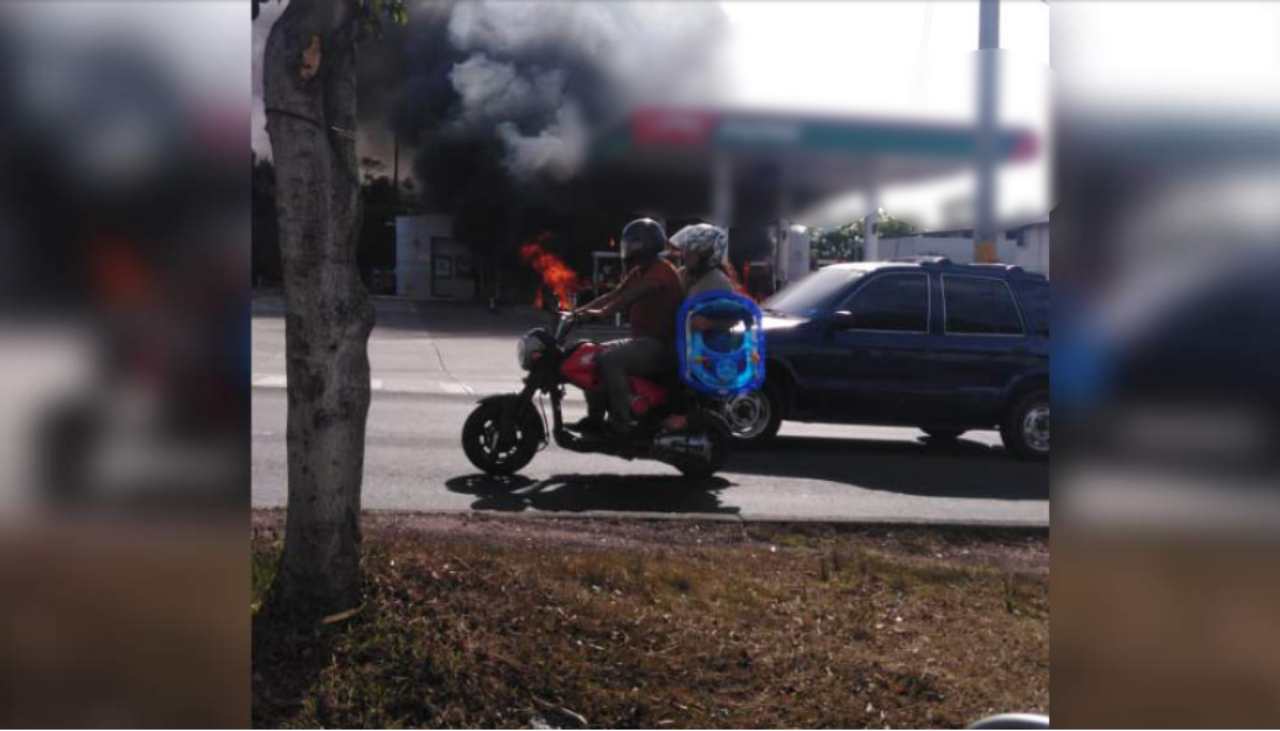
725, 258, 1050, 459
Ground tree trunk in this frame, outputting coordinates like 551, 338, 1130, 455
263, 0, 374, 618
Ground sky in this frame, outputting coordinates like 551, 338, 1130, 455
713, 0, 1050, 226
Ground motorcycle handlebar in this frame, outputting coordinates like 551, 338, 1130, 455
554, 310, 578, 341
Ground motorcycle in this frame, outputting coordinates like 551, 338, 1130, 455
461, 310, 733, 478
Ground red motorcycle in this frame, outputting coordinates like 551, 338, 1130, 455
461, 311, 731, 478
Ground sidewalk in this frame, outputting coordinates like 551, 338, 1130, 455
251, 291, 625, 400
252, 290, 627, 338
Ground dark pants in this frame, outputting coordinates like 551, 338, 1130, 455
585, 337, 672, 421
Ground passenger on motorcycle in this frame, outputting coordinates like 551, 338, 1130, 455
572, 218, 684, 434
669, 223, 740, 330
664, 223, 755, 430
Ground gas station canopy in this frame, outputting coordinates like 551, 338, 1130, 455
589, 106, 1039, 220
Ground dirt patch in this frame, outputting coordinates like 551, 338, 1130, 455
1053, 535, 1280, 727
252, 510, 1047, 728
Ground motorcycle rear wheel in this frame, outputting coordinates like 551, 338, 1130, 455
461, 399, 542, 475
676, 417, 730, 479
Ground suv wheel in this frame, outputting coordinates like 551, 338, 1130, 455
724, 382, 783, 443
1001, 390, 1049, 460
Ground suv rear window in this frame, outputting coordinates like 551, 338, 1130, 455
943, 275, 1024, 335
843, 273, 929, 332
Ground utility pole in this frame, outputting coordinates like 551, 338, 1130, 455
974, 0, 1000, 263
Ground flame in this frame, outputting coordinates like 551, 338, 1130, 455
519, 234, 586, 309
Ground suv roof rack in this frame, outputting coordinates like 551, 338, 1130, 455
891, 255, 951, 265
967, 262, 1026, 274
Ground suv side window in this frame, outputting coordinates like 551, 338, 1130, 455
943, 275, 1024, 335
841, 273, 929, 332
1014, 281, 1050, 336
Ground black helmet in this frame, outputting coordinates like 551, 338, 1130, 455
620, 218, 667, 267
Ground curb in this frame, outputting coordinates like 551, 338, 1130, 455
326, 506, 1050, 531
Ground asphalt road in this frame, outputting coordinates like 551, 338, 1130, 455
252, 296, 1049, 526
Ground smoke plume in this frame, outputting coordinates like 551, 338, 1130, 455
432, 0, 729, 181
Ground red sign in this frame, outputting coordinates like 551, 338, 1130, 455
1011, 132, 1039, 161
631, 108, 718, 146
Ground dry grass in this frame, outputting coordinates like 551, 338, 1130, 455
252, 512, 1047, 728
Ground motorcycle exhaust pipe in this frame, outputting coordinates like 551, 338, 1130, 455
652, 430, 714, 470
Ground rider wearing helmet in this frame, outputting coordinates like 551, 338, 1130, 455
572, 218, 684, 433
670, 223, 741, 331
671, 223, 733, 296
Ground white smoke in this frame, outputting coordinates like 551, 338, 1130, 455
447, 1, 727, 104
496, 104, 588, 181
444, 0, 730, 180
447, 54, 565, 125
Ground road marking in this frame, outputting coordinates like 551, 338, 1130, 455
253, 375, 383, 390
253, 373, 497, 398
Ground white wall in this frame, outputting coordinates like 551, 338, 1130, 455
395, 215, 476, 300
396, 215, 447, 299
1009, 223, 1051, 277
776, 225, 811, 288
877, 224, 1050, 276
877, 236, 987, 264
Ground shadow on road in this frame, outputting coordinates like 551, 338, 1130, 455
445, 473, 741, 516
725, 434, 1048, 500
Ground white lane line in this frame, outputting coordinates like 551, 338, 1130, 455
437, 381, 474, 395
253, 375, 384, 390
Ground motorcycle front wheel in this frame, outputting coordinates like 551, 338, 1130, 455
461, 398, 542, 475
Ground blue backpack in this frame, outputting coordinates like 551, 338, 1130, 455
675, 291, 766, 397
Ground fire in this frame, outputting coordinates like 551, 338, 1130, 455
519, 234, 586, 310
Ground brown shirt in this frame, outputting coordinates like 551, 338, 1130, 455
628, 260, 683, 342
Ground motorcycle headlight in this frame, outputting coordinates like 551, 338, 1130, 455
517, 335, 531, 370
517, 333, 545, 370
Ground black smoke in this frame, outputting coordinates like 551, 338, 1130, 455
348, 0, 732, 299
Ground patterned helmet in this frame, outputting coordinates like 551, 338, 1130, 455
670, 223, 728, 274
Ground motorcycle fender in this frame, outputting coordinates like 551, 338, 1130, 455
477, 394, 546, 443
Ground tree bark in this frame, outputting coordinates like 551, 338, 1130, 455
263, 0, 374, 618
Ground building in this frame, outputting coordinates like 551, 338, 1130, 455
877, 218, 1049, 276
587, 106, 1039, 289
394, 215, 476, 300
